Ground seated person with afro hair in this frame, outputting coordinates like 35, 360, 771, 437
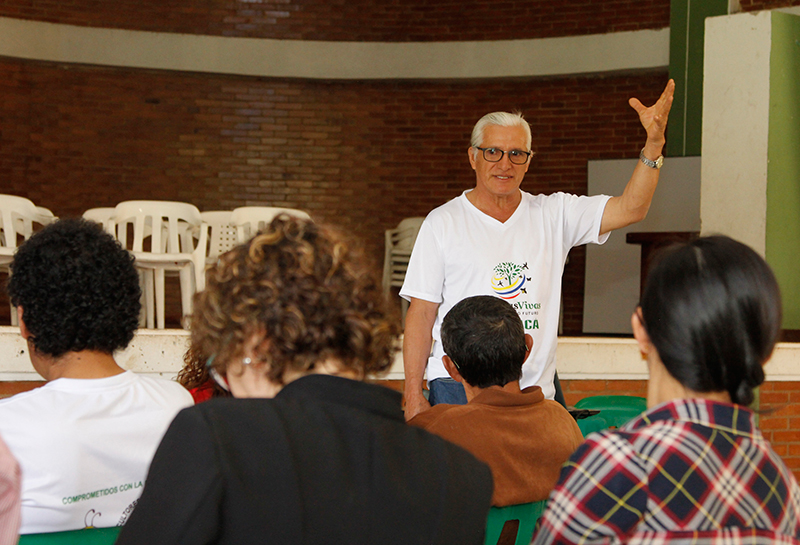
0, 218, 193, 534
410, 295, 583, 507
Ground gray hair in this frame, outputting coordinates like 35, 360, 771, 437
470, 112, 532, 157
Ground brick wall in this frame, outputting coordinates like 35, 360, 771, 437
0, 56, 669, 329
3, 0, 797, 40
0, 381, 44, 399
758, 382, 800, 477
0, 0, 671, 40
741, 0, 800, 11
560, 379, 648, 407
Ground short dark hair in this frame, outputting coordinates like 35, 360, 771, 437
640, 235, 781, 406
440, 295, 526, 389
8, 218, 141, 358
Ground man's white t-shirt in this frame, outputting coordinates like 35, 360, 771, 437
400, 190, 610, 399
0, 371, 193, 534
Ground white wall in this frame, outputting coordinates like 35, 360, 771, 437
701, 11, 772, 253
584, 157, 701, 334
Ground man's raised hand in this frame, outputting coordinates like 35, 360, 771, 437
629, 79, 675, 147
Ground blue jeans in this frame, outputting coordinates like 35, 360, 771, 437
428, 373, 567, 408
428, 378, 467, 406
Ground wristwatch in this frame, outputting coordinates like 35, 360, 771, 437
639, 148, 664, 169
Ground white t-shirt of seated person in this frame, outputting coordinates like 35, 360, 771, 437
0, 371, 193, 534
400, 190, 610, 399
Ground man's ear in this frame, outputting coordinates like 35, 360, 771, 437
17, 306, 31, 340
631, 308, 652, 358
442, 355, 464, 383
523, 333, 534, 361
467, 147, 477, 170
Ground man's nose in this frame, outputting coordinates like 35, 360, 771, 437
497, 152, 514, 168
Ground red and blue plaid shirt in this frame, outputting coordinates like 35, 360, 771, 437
533, 398, 800, 544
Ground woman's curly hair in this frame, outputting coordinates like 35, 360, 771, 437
7, 218, 141, 358
191, 215, 400, 384
176, 345, 230, 397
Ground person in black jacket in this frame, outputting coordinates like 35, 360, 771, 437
116, 215, 493, 545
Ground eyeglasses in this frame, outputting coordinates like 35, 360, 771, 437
475, 147, 533, 165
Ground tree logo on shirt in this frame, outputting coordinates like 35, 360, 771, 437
491, 261, 529, 299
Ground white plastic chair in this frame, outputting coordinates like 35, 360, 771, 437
0, 195, 57, 325
85, 206, 154, 328
383, 217, 424, 321
9, 205, 56, 241
200, 211, 238, 262
230, 207, 312, 243
113, 201, 209, 330
85, 206, 161, 328
198, 210, 238, 290
82, 207, 117, 234
0, 196, 38, 252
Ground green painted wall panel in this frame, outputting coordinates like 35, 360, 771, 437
766, 12, 800, 329
668, 0, 728, 157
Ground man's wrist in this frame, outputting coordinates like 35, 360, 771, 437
642, 140, 665, 160
639, 148, 664, 169
404, 387, 427, 401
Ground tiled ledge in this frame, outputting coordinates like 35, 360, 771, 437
1, 327, 798, 382
555, 337, 800, 381
0, 327, 190, 381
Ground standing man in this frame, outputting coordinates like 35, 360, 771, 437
401, 80, 674, 420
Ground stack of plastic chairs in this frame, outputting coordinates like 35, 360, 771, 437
0, 195, 57, 325
113, 201, 208, 330
382, 217, 424, 322
81, 207, 117, 234
199, 210, 238, 269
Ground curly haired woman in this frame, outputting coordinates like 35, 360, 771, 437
117, 216, 492, 545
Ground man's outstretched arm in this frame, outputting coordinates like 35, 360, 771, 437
403, 297, 439, 421
600, 79, 675, 236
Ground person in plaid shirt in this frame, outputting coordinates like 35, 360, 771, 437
533, 236, 800, 544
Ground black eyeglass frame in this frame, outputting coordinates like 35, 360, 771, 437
474, 146, 534, 165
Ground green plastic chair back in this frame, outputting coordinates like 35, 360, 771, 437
576, 414, 608, 436
574, 395, 647, 431
484, 500, 547, 545
18, 527, 122, 545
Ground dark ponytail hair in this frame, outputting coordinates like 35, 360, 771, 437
640, 236, 781, 406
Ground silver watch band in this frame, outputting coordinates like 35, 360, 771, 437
639, 148, 664, 169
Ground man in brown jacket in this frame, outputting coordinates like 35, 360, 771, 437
409, 295, 583, 506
